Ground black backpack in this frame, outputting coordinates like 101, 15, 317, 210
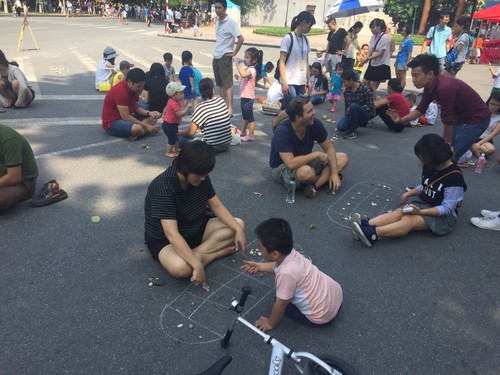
274, 32, 309, 82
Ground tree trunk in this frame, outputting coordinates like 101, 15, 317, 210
455, 0, 465, 20
418, 0, 432, 35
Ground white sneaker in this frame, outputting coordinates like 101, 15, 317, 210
470, 216, 500, 231
480, 209, 500, 218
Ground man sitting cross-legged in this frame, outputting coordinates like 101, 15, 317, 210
269, 97, 349, 198
101, 68, 161, 140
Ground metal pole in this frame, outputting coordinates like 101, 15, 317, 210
412, 4, 418, 35
284, 0, 289, 28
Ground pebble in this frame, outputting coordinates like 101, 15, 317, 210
371, 202, 378, 206
177, 324, 183, 328
188, 323, 194, 329
148, 282, 153, 287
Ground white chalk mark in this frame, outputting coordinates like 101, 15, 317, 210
35, 139, 124, 160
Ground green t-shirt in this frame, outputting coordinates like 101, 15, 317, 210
0, 124, 38, 180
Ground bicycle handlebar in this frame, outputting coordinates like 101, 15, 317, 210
235, 286, 251, 312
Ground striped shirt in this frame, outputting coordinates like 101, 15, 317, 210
144, 166, 216, 241
190, 97, 232, 146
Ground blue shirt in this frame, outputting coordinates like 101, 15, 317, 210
179, 66, 195, 99
269, 117, 328, 169
192, 67, 202, 97
396, 37, 414, 64
329, 74, 342, 95
427, 25, 452, 58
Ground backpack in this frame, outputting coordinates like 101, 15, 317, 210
274, 32, 309, 82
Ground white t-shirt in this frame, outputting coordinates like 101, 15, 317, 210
369, 33, 391, 67
213, 15, 241, 59
425, 101, 438, 125
266, 81, 284, 104
480, 113, 500, 139
455, 33, 469, 63
280, 32, 310, 86
274, 249, 343, 324
494, 68, 500, 89
95, 59, 116, 89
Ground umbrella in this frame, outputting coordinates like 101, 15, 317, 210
326, 0, 384, 19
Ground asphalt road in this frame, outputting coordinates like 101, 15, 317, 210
0, 16, 499, 375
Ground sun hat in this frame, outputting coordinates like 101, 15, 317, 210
103, 46, 119, 60
166, 82, 186, 96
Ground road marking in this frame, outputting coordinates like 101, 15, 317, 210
150, 47, 211, 68
71, 49, 97, 72
0, 117, 102, 127
38, 95, 104, 100
35, 139, 124, 160
15, 56, 41, 96
118, 48, 151, 70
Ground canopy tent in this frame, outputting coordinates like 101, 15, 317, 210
473, 3, 500, 23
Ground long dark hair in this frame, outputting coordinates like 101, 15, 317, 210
0, 50, 18, 68
348, 21, 363, 33
147, 62, 165, 79
414, 134, 453, 168
369, 18, 386, 33
291, 11, 316, 32
486, 92, 500, 114
310, 62, 324, 89
246, 47, 264, 76
387, 78, 403, 93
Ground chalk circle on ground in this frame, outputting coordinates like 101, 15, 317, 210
327, 181, 402, 228
159, 240, 304, 345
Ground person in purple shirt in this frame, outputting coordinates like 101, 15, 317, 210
269, 97, 349, 198
387, 54, 490, 161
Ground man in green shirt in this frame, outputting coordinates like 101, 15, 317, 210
0, 124, 38, 212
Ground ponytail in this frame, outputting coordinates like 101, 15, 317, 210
291, 11, 316, 32
387, 78, 403, 93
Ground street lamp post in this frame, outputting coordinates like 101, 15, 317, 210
284, 0, 290, 28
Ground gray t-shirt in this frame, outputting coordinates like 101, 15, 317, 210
280, 32, 310, 86
455, 33, 469, 63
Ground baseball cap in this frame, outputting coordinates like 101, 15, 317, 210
103, 46, 119, 60
119, 60, 134, 70
166, 82, 186, 96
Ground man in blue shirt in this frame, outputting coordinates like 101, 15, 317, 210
269, 97, 349, 198
421, 12, 452, 72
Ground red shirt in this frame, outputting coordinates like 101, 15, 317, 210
417, 74, 490, 126
163, 99, 182, 124
101, 80, 139, 130
387, 93, 410, 125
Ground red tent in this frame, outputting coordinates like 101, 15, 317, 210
473, 3, 500, 22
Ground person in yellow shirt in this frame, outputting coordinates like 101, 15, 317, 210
112, 60, 134, 87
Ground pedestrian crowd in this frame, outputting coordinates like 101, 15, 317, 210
1, 4, 500, 337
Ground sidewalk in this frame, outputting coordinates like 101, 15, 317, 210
157, 25, 328, 50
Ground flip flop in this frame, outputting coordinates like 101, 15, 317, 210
30, 188, 68, 207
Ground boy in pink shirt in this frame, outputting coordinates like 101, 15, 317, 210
242, 218, 343, 332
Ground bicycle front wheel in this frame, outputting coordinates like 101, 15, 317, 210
302, 354, 360, 375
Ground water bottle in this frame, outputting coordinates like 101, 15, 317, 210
475, 153, 486, 174
286, 178, 296, 203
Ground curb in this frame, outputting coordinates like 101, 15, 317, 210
157, 33, 282, 49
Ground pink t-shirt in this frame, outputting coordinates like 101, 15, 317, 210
274, 249, 343, 324
239, 66, 256, 99
163, 98, 182, 124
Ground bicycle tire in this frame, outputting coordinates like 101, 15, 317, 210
302, 354, 360, 375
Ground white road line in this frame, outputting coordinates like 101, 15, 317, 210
150, 47, 211, 68
118, 48, 151, 70
125, 29, 145, 33
38, 95, 104, 100
35, 139, 123, 160
0, 117, 102, 127
15, 56, 41, 96
71, 49, 97, 72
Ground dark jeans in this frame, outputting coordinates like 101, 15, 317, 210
342, 56, 355, 71
284, 303, 340, 327
337, 103, 370, 133
376, 104, 404, 133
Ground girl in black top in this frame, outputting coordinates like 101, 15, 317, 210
350, 134, 467, 247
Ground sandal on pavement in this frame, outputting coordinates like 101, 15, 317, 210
303, 184, 317, 199
31, 187, 68, 207
165, 152, 178, 158
241, 135, 254, 142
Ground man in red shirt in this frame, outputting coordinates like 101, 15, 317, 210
101, 68, 161, 140
388, 54, 490, 161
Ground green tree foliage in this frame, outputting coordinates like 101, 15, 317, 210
384, 0, 419, 25
231, 0, 261, 15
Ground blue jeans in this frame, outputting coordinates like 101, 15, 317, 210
336, 103, 370, 133
309, 95, 325, 106
452, 119, 490, 162
281, 84, 305, 110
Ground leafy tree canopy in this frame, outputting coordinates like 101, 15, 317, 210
231, 0, 261, 15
